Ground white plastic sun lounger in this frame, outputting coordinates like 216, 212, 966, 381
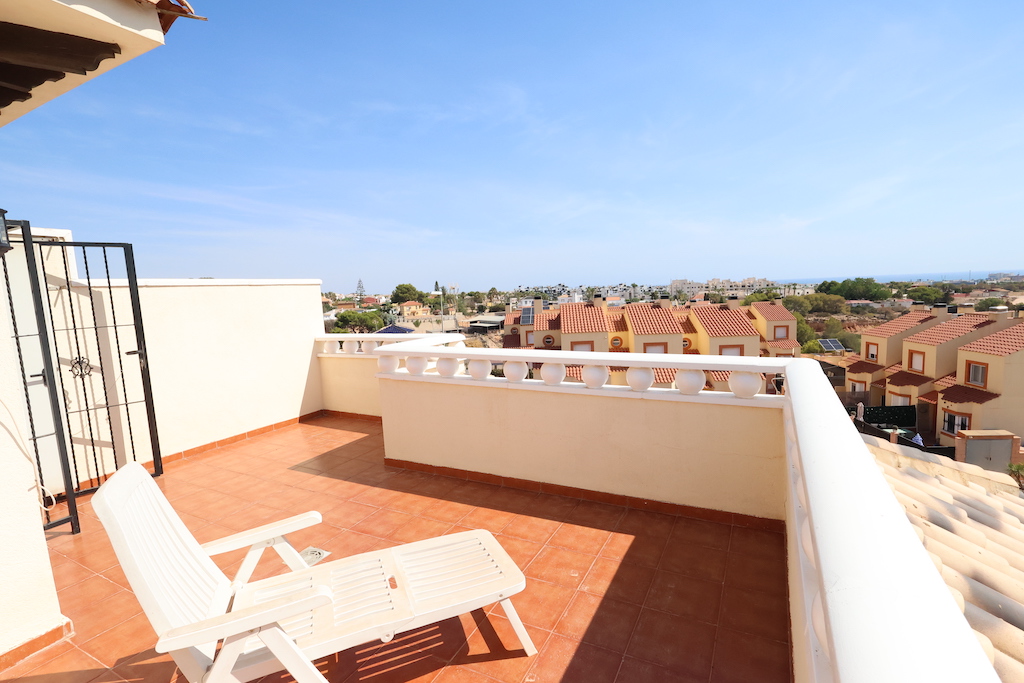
92, 462, 536, 683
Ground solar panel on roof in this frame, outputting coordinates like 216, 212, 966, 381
520, 308, 534, 325
818, 338, 845, 352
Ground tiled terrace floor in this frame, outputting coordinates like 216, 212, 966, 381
3, 414, 791, 683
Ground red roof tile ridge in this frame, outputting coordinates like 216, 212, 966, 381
624, 302, 683, 336
862, 312, 937, 338
751, 301, 796, 321
690, 305, 759, 338
903, 314, 995, 346
958, 320, 1024, 357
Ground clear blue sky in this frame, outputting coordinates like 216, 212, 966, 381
2, 1, 1023, 293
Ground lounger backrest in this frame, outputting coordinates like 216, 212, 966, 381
93, 463, 232, 674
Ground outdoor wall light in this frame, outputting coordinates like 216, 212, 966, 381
0, 208, 11, 255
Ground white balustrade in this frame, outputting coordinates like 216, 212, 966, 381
540, 362, 566, 385
504, 361, 529, 382
342, 340, 359, 354
625, 366, 654, 392
727, 371, 761, 399
581, 364, 609, 389
674, 368, 705, 395
436, 357, 460, 378
467, 359, 492, 380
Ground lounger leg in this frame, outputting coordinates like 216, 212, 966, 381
498, 599, 538, 656
259, 624, 329, 683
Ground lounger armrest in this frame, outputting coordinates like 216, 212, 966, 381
156, 585, 333, 652
200, 511, 322, 556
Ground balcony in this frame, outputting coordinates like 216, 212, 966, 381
0, 298, 1001, 683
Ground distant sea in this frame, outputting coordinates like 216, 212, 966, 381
776, 269, 1023, 284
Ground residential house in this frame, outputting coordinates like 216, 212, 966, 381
397, 300, 427, 318
748, 301, 801, 358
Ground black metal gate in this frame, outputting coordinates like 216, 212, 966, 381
1, 220, 161, 533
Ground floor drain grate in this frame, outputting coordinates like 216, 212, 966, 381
299, 546, 331, 566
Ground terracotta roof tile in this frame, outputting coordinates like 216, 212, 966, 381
706, 370, 766, 384
885, 363, 903, 374
533, 312, 560, 331
750, 301, 796, 322
862, 311, 937, 339
504, 310, 521, 326
670, 310, 698, 334
871, 379, 886, 388
886, 371, 934, 387
654, 367, 676, 384
903, 314, 995, 346
690, 305, 759, 338
766, 339, 800, 349
624, 303, 683, 336
560, 302, 610, 334
919, 390, 939, 404
934, 373, 957, 389
400, 300, 422, 307
606, 312, 629, 332
940, 384, 1000, 404
958, 320, 1024, 356
847, 360, 885, 374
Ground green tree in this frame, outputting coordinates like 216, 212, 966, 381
794, 313, 816, 344
707, 292, 726, 304
390, 283, 424, 305
975, 297, 1006, 312
1008, 463, 1024, 491
816, 280, 840, 294
804, 293, 848, 314
782, 296, 811, 316
830, 278, 891, 301
907, 286, 945, 305
837, 331, 861, 351
488, 303, 506, 312
742, 292, 772, 305
332, 310, 384, 333
801, 339, 824, 354
487, 287, 499, 301
822, 317, 845, 338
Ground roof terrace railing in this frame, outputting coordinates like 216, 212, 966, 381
326, 334, 998, 682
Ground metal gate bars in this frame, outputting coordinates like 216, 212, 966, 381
1, 219, 161, 533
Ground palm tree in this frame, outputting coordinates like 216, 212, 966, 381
1009, 463, 1024, 491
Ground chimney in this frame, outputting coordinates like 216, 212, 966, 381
910, 301, 928, 311
656, 293, 671, 309
930, 303, 951, 320
989, 305, 1009, 322
534, 298, 544, 315
593, 292, 607, 309
725, 294, 742, 310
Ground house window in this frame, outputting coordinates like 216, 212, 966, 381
570, 341, 594, 352
543, 335, 554, 347
773, 325, 788, 340
644, 342, 668, 353
942, 411, 970, 435
966, 362, 988, 388
526, 331, 534, 345
720, 345, 743, 356
850, 380, 866, 392
866, 342, 878, 361
909, 350, 925, 373
888, 393, 910, 406
610, 336, 623, 348
510, 327, 519, 335
681, 338, 691, 349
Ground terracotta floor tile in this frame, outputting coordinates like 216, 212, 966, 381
671, 516, 733, 551
719, 585, 790, 643
525, 546, 595, 589
64, 590, 143, 643
430, 665, 497, 682
723, 552, 788, 597
350, 509, 416, 539
659, 541, 728, 583
580, 557, 656, 606
390, 517, 454, 544
320, 499, 380, 529
525, 634, 621, 683
548, 524, 611, 556
75, 612, 157, 668
459, 508, 516, 535
500, 579, 575, 631
647, 570, 722, 623
615, 510, 676, 539
3, 645, 108, 683
52, 558, 97, 591
421, 499, 475, 525
320, 530, 386, 559
523, 495, 579, 522
447, 482, 503, 508
384, 492, 441, 517
501, 515, 560, 544
710, 627, 792, 683
350, 485, 405, 508
341, 651, 447, 683
99, 565, 131, 591
217, 504, 290, 532
450, 611, 548, 682
492, 535, 545, 569
626, 609, 716, 678
171, 488, 252, 523
600, 532, 666, 568
554, 592, 641, 654
565, 501, 626, 531
729, 527, 786, 562
614, 656, 707, 683
484, 488, 541, 515
0, 640, 77, 681
57, 575, 123, 615
264, 485, 325, 512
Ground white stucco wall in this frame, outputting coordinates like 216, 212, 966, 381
132, 280, 325, 455
0, 276, 66, 657
319, 355, 382, 417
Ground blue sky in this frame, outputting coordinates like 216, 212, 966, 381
2, 1, 1023, 293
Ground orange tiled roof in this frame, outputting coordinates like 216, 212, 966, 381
934, 373, 957, 389
670, 309, 698, 334
654, 367, 676, 384
504, 310, 521, 326
624, 303, 683, 336
400, 301, 421, 307
941, 384, 1000, 404
886, 371, 933, 387
861, 311, 937, 339
919, 390, 939, 404
847, 360, 885, 375
751, 301, 796, 322
885, 363, 903, 374
958, 320, 1024, 356
707, 370, 766, 383
690, 305, 759, 338
765, 339, 800, 349
534, 312, 560, 331
871, 379, 886, 388
607, 312, 629, 332
903, 314, 994, 346
560, 302, 609, 334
